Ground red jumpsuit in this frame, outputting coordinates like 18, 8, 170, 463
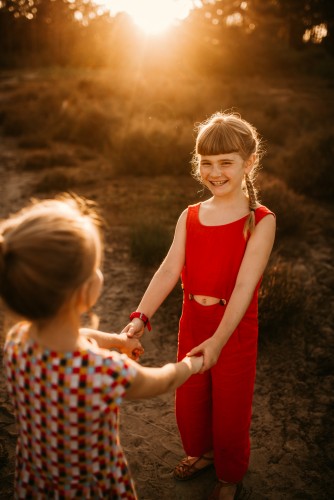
176, 203, 274, 483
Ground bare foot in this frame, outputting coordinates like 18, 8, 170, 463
186, 451, 214, 468
208, 481, 238, 500
218, 482, 237, 500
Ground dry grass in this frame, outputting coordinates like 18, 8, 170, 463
0, 63, 332, 199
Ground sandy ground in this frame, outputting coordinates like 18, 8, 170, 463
0, 123, 333, 500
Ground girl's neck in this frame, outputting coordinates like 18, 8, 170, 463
209, 192, 249, 210
29, 311, 85, 352
200, 193, 251, 226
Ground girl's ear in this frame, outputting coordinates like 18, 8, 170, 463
244, 153, 256, 174
76, 269, 104, 313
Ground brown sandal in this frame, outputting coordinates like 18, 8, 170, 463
208, 481, 245, 500
173, 454, 214, 481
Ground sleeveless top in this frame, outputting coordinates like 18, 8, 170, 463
181, 203, 274, 319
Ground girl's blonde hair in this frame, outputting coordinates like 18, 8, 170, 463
0, 193, 102, 320
192, 111, 263, 236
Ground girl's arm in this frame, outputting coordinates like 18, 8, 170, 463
188, 214, 276, 371
125, 355, 203, 399
123, 209, 188, 338
80, 328, 144, 360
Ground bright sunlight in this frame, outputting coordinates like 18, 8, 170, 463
99, 0, 198, 35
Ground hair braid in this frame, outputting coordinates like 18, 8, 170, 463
244, 173, 259, 237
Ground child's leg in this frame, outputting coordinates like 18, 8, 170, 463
211, 330, 257, 483
175, 300, 221, 458
175, 369, 213, 457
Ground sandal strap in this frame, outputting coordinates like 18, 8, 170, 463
174, 454, 214, 478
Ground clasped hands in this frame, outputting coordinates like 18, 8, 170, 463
122, 318, 222, 372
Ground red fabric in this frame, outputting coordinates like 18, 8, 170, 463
176, 204, 274, 483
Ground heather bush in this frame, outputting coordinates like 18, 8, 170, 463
259, 255, 309, 344
259, 176, 312, 242
129, 222, 172, 267
283, 132, 334, 199
21, 151, 76, 171
32, 170, 76, 193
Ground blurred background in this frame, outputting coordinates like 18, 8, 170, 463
0, 1, 333, 499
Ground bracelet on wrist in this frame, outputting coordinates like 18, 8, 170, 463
129, 311, 152, 331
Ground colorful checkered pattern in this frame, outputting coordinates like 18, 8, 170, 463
4, 322, 137, 499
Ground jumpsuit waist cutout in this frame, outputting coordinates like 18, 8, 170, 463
188, 294, 227, 306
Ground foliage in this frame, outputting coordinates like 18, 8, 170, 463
0, 62, 333, 203
259, 255, 309, 343
283, 132, 334, 199
21, 151, 75, 170
129, 223, 172, 267
1, 0, 334, 70
259, 176, 312, 242
32, 170, 76, 193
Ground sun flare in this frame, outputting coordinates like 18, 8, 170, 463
100, 0, 197, 35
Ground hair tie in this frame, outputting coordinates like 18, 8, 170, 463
250, 208, 255, 212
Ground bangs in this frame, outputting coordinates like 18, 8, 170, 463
196, 123, 241, 156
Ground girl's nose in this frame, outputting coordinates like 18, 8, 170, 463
212, 164, 222, 176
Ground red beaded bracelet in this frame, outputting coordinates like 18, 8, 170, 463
129, 311, 152, 331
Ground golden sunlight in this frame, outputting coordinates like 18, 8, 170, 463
100, 0, 199, 35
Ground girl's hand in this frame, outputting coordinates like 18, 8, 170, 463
117, 332, 144, 360
181, 354, 204, 375
187, 337, 223, 373
122, 318, 145, 339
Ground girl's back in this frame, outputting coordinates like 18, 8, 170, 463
5, 322, 137, 498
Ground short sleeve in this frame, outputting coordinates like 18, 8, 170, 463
101, 352, 137, 409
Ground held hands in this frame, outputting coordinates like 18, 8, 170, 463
122, 318, 145, 339
182, 354, 204, 375
117, 332, 144, 360
187, 337, 223, 373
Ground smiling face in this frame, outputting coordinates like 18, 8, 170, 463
199, 152, 252, 198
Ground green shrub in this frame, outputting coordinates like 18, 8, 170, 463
259, 176, 312, 242
23, 152, 51, 170
18, 136, 49, 149
33, 171, 76, 193
259, 255, 308, 344
22, 152, 75, 170
54, 105, 116, 152
2, 109, 28, 136
129, 222, 172, 267
283, 132, 334, 199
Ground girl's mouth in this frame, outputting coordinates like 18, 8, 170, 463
210, 180, 227, 186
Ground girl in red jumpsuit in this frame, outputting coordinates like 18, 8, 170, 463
124, 112, 276, 499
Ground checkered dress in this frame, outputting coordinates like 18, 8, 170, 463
3, 322, 137, 499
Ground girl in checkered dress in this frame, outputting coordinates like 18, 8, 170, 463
0, 194, 203, 499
